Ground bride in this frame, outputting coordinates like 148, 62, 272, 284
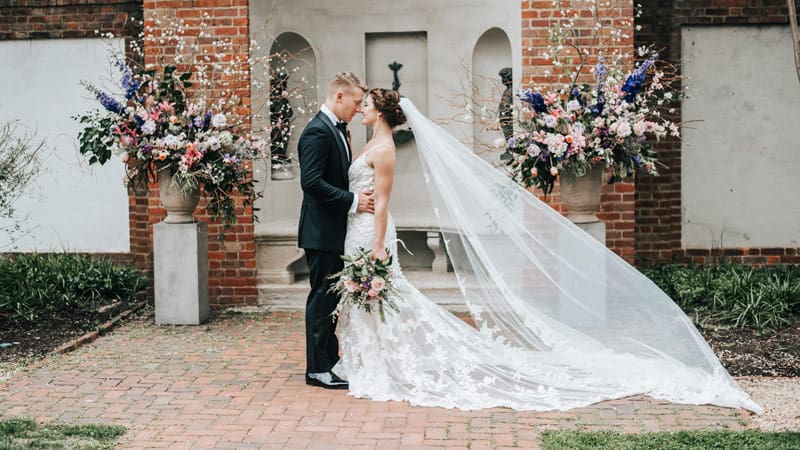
334, 88, 761, 413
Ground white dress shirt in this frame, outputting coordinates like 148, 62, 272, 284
319, 105, 359, 214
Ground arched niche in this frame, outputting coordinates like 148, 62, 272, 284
253, 32, 318, 283
267, 32, 318, 179
252, 32, 317, 243
471, 27, 512, 163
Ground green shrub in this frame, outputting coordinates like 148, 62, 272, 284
641, 264, 800, 330
0, 253, 148, 323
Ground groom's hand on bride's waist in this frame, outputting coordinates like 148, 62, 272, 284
357, 190, 375, 214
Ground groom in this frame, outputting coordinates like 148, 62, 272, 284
297, 72, 373, 389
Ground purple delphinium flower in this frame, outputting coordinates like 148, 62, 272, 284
621, 52, 657, 103
590, 91, 606, 117
115, 60, 140, 100
596, 57, 608, 87
142, 144, 152, 154
507, 137, 517, 149
519, 89, 548, 113
96, 91, 124, 114
570, 86, 582, 104
193, 116, 203, 128
202, 112, 212, 130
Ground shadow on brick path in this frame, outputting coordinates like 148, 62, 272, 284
0, 310, 753, 449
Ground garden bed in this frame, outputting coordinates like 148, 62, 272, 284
0, 298, 144, 363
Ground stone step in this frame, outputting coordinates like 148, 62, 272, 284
258, 270, 467, 311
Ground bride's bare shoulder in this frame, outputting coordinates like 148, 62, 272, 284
365, 139, 395, 165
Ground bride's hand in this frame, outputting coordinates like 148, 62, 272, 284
371, 246, 388, 262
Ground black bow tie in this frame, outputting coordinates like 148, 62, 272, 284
335, 121, 348, 134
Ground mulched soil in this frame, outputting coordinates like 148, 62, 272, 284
700, 318, 800, 377
1, 303, 798, 377
0, 299, 142, 363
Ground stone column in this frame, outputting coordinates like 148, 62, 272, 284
153, 222, 209, 325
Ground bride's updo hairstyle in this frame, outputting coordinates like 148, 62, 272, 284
369, 88, 407, 128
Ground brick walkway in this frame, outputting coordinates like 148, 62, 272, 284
0, 310, 753, 449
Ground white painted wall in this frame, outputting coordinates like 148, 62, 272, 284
0, 38, 130, 252
681, 26, 800, 248
250, 0, 521, 234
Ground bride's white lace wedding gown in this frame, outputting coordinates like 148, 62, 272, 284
334, 151, 759, 412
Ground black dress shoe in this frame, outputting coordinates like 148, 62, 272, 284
305, 371, 349, 390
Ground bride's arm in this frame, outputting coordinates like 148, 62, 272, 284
370, 146, 396, 261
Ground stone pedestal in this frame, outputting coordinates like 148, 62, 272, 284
153, 222, 209, 325
576, 220, 606, 245
559, 219, 607, 328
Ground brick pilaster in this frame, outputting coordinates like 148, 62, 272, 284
142, 0, 256, 306
521, 0, 636, 261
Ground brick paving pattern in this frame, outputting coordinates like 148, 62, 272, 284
0, 311, 753, 449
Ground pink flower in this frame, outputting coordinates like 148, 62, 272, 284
372, 277, 385, 291
367, 288, 379, 297
159, 100, 175, 113
120, 135, 134, 147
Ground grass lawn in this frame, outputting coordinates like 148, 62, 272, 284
0, 417, 126, 450
539, 429, 800, 449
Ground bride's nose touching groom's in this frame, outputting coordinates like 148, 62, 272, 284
297, 72, 372, 390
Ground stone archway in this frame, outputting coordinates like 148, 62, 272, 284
472, 27, 512, 164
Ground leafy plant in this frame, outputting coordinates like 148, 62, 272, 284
641, 264, 800, 330
0, 253, 147, 324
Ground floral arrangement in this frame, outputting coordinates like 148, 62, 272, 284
453, 1, 682, 195
73, 13, 318, 237
330, 247, 398, 322
75, 54, 267, 233
505, 49, 681, 195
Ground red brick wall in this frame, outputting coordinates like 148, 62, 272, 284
143, 0, 256, 306
521, 0, 636, 261
0, 0, 141, 40
633, 0, 800, 266
674, 248, 800, 266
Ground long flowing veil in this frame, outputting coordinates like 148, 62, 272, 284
398, 98, 761, 413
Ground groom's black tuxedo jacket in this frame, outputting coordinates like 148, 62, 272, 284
297, 111, 354, 254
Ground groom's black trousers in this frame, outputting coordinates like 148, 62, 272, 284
304, 249, 343, 374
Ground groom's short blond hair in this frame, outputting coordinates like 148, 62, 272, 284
327, 72, 367, 98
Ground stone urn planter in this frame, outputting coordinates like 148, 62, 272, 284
158, 169, 200, 224
560, 163, 604, 224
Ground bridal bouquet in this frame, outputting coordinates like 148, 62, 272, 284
75, 55, 267, 231
505, 49, 680, 195
330, 247, 399, 322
